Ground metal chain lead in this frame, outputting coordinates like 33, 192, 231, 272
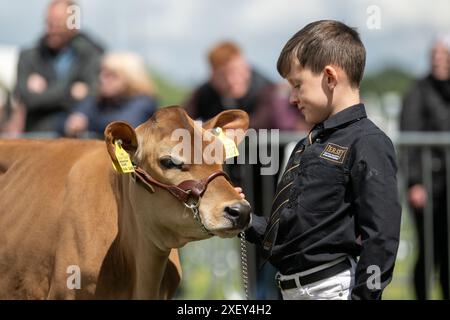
239, 231, 249, 300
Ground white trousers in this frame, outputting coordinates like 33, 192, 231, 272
277, 258, 357, 300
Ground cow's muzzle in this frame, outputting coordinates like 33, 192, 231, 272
224, 202, 252, 229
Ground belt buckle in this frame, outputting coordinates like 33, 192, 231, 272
276, 275, 282, 290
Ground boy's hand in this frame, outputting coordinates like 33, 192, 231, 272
234, 187, 246, 200
234, 187, 253, 233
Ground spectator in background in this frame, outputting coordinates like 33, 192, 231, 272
14, 0, 103, 133
400, 36, 450, 299
184, 41, 305, 130
63, 52, 157, 138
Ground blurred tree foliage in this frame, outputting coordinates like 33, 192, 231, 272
361, 66, 416, 96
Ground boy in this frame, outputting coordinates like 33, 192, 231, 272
243, 20, 401, 300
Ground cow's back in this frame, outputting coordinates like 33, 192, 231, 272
0, 139, 117, 299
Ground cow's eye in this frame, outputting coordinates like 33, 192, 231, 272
159, 156, 184, 170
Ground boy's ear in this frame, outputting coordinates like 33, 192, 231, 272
324, 65, 338, 90
104, 121, 138, 162
203, 109, 249, 145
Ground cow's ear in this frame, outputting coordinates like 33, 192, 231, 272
202, 109, 249, 145
104, 121, 138, 162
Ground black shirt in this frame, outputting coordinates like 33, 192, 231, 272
246, 103, 401, 300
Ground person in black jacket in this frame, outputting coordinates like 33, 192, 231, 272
243, 20, 402, 300
400, 37, 450, 300
14, 0, 103, 133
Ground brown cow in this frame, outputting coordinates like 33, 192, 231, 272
0, 106, 251, 299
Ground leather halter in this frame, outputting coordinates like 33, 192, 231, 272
131, 166, 232, 235
133, 167, 231, 205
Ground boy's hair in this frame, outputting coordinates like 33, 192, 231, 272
277, 20, 366, 88
208, 41, 241, 71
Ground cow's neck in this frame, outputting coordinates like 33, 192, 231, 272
109, 173, 171, 299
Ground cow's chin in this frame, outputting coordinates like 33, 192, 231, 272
209, 226, 248, 238
200, 212, 250, 238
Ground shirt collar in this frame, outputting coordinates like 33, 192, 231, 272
322, 103, 367, 130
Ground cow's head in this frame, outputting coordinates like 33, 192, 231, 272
104, 106, 251, 247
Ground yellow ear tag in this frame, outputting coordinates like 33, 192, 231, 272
112, 160, 123, 173
214, 127, 239, 159
113, 140, 135, 173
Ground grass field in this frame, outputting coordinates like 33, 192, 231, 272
382, 206, 445, 300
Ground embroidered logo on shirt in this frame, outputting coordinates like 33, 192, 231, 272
320, 143, 348, 164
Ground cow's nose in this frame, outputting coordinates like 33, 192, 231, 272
224, 202, 251, 229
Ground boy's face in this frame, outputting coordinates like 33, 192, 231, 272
286, 63, 332, 125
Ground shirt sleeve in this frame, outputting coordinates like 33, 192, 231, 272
350, 133, 402, 300
244, 213, 268, 245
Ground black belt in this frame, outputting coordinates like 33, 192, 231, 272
277, 259, 351, 290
